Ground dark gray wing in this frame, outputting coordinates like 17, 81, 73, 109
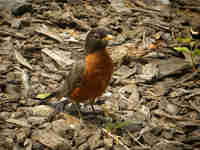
55, 60, 85, 98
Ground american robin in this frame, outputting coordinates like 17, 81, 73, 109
51, 28, 114, 112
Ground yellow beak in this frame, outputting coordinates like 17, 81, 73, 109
103, 34, 113, 41
191, 28, 199, 35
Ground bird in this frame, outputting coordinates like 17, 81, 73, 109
50, 28, 114, 113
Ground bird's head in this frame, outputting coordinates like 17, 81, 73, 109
85, 28, 113, 53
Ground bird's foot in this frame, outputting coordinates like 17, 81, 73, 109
90, 103, 96, 112
72, 102, 84, 122
50, 97, 68, 112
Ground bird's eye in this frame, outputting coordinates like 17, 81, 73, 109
93, 33, 99, 39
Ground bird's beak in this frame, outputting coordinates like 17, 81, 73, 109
103, 34, 113, 41
191, 28, 199, 35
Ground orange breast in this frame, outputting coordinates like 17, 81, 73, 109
71, 50, 113, 103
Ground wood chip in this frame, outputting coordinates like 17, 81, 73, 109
32, 129, 70, 149
6, 119, 31, 128
42, 48, 75, 67
14, 50, 33, 70
0, 30, 27, 39
35, 25, 63, 43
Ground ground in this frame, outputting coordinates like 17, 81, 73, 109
1, 0, 200, 150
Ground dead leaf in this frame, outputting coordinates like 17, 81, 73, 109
42, 48, 75, 68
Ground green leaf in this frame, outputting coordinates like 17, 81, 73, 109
105, 122, 115, 132
105, 120, 136, 132
190, 41, 196, 48
174, 47, 190, 53
114, 120, 133, 129
176, 37, 192, 43
192, 48, 200, 57
36, 93, 51, 99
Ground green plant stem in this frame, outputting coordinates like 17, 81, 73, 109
190, 52, 196, 72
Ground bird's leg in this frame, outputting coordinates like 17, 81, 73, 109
50, 97, 68, 112
90, 103, 95, 112
90, 99, 96, 112
73, 102, 83, 120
